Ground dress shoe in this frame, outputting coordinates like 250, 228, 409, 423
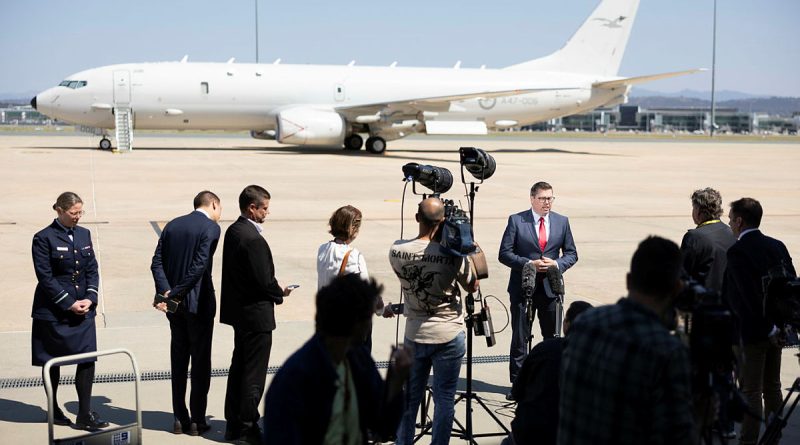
505, 391, 515, 402
74, 411, 109, 431
173, 419, 186, 434
189, 422, 211, 436
53, 407, 72, 426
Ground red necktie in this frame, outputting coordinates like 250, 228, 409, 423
538, 217, 547, 251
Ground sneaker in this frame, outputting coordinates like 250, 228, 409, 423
53, 407, 72, 426
74, 411, 109, 431
521, 262, 537, 298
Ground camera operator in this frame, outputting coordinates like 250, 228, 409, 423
389, 197, 479, 445
723, 197, 796, 445
559, 236, 696, 445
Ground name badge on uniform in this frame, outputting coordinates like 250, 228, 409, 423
57, 246, 69, 251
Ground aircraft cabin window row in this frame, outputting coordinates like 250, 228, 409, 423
58, 80, 88, 89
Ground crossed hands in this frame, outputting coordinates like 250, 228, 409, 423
69, 299, 93, 315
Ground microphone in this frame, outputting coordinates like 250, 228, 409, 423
547, 264, 565, 296
521, 262, 537, 298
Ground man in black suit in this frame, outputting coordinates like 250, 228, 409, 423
151, 191, 222, 436
221, 185, 293, 445
680, 188, 736, 292
723, 197, 795, 444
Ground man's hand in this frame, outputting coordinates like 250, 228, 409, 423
283, 286, 295, 296
532, 257, 555, 272
153, 290, 170, 312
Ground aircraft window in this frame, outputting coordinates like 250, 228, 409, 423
68, 81, 80, 89
201, 82, 209, 94
78, 81, 87, 88
59, 80, 71, 87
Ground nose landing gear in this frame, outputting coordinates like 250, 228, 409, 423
99, 138, 112, 150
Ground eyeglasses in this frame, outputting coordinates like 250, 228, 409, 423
533, 196, 556, 203
66, 210, 85, 217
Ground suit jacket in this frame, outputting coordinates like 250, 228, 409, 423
151, 210, 221, 318
680, 221, 736, 293
263, 334, 404, 445
220, 216, 284, 332
723, 230, 795, 344
499, 210, 578, 301
31, 221, 99, 322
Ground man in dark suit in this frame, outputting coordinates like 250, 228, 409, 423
499, 181, 577, 391
680, 187, 737, 438
680, 187, 736, 293
221, 185, 293, 445
723, 197, 795, 444
150, 191, 222, 436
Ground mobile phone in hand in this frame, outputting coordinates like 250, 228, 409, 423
153, 293, 179, 313
287, 284, 300, 289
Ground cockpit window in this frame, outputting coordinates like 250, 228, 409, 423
59, 80, 88, 89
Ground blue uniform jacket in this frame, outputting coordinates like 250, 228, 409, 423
31, 221, 99, 322
150, 210, 221, 317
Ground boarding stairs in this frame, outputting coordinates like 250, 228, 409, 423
114, 107, 133, 151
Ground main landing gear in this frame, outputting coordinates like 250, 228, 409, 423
343, 134, 363, 150
365, 136, 386, 154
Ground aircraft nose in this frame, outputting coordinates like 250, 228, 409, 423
30, 96, 37, 110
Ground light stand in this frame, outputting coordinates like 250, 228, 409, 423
449, 162, 509, 443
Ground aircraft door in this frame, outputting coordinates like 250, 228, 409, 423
334, 83, 345, 102
113, 70, 131, 105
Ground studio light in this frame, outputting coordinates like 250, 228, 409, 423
459, 147, 496, 181
402, 162, 453, 194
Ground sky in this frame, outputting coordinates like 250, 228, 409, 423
2, 0, 798, 98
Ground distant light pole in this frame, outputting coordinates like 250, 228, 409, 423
255, 0, 260, 63
710, 0, 717, 137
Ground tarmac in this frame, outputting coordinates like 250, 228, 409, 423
0, 131, 798, 444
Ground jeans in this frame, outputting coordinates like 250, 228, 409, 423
396, 331, 466, 445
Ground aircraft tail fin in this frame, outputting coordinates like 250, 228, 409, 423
505, 0, 640, 77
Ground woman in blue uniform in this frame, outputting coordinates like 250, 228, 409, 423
31, 192, 108, 431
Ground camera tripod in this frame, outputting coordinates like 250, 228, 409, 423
412, 291, 510, 444
759, 375, 800, 445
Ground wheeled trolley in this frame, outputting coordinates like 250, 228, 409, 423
44, 348, 142, 445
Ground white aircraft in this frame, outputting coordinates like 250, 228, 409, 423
31, 0, 699, 153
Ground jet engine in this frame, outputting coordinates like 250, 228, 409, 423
275, 107, 345, 146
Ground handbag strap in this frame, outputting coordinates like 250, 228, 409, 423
338, 249, 353, 276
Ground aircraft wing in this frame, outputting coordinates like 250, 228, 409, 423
592, 69, 706, 89
336, 87, 571, 118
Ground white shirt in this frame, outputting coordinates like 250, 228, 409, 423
247, 217, 263, 233
195, 208, 211, 220
738, 228, 758, 240
317, 241, 369, 290
531, 209, 550, 242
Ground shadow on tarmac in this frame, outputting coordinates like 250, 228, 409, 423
3, 396, 227, 442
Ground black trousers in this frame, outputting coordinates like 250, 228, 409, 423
224, 328, 272, 438
509, 284, 556, 383
168, 310, 213, 425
